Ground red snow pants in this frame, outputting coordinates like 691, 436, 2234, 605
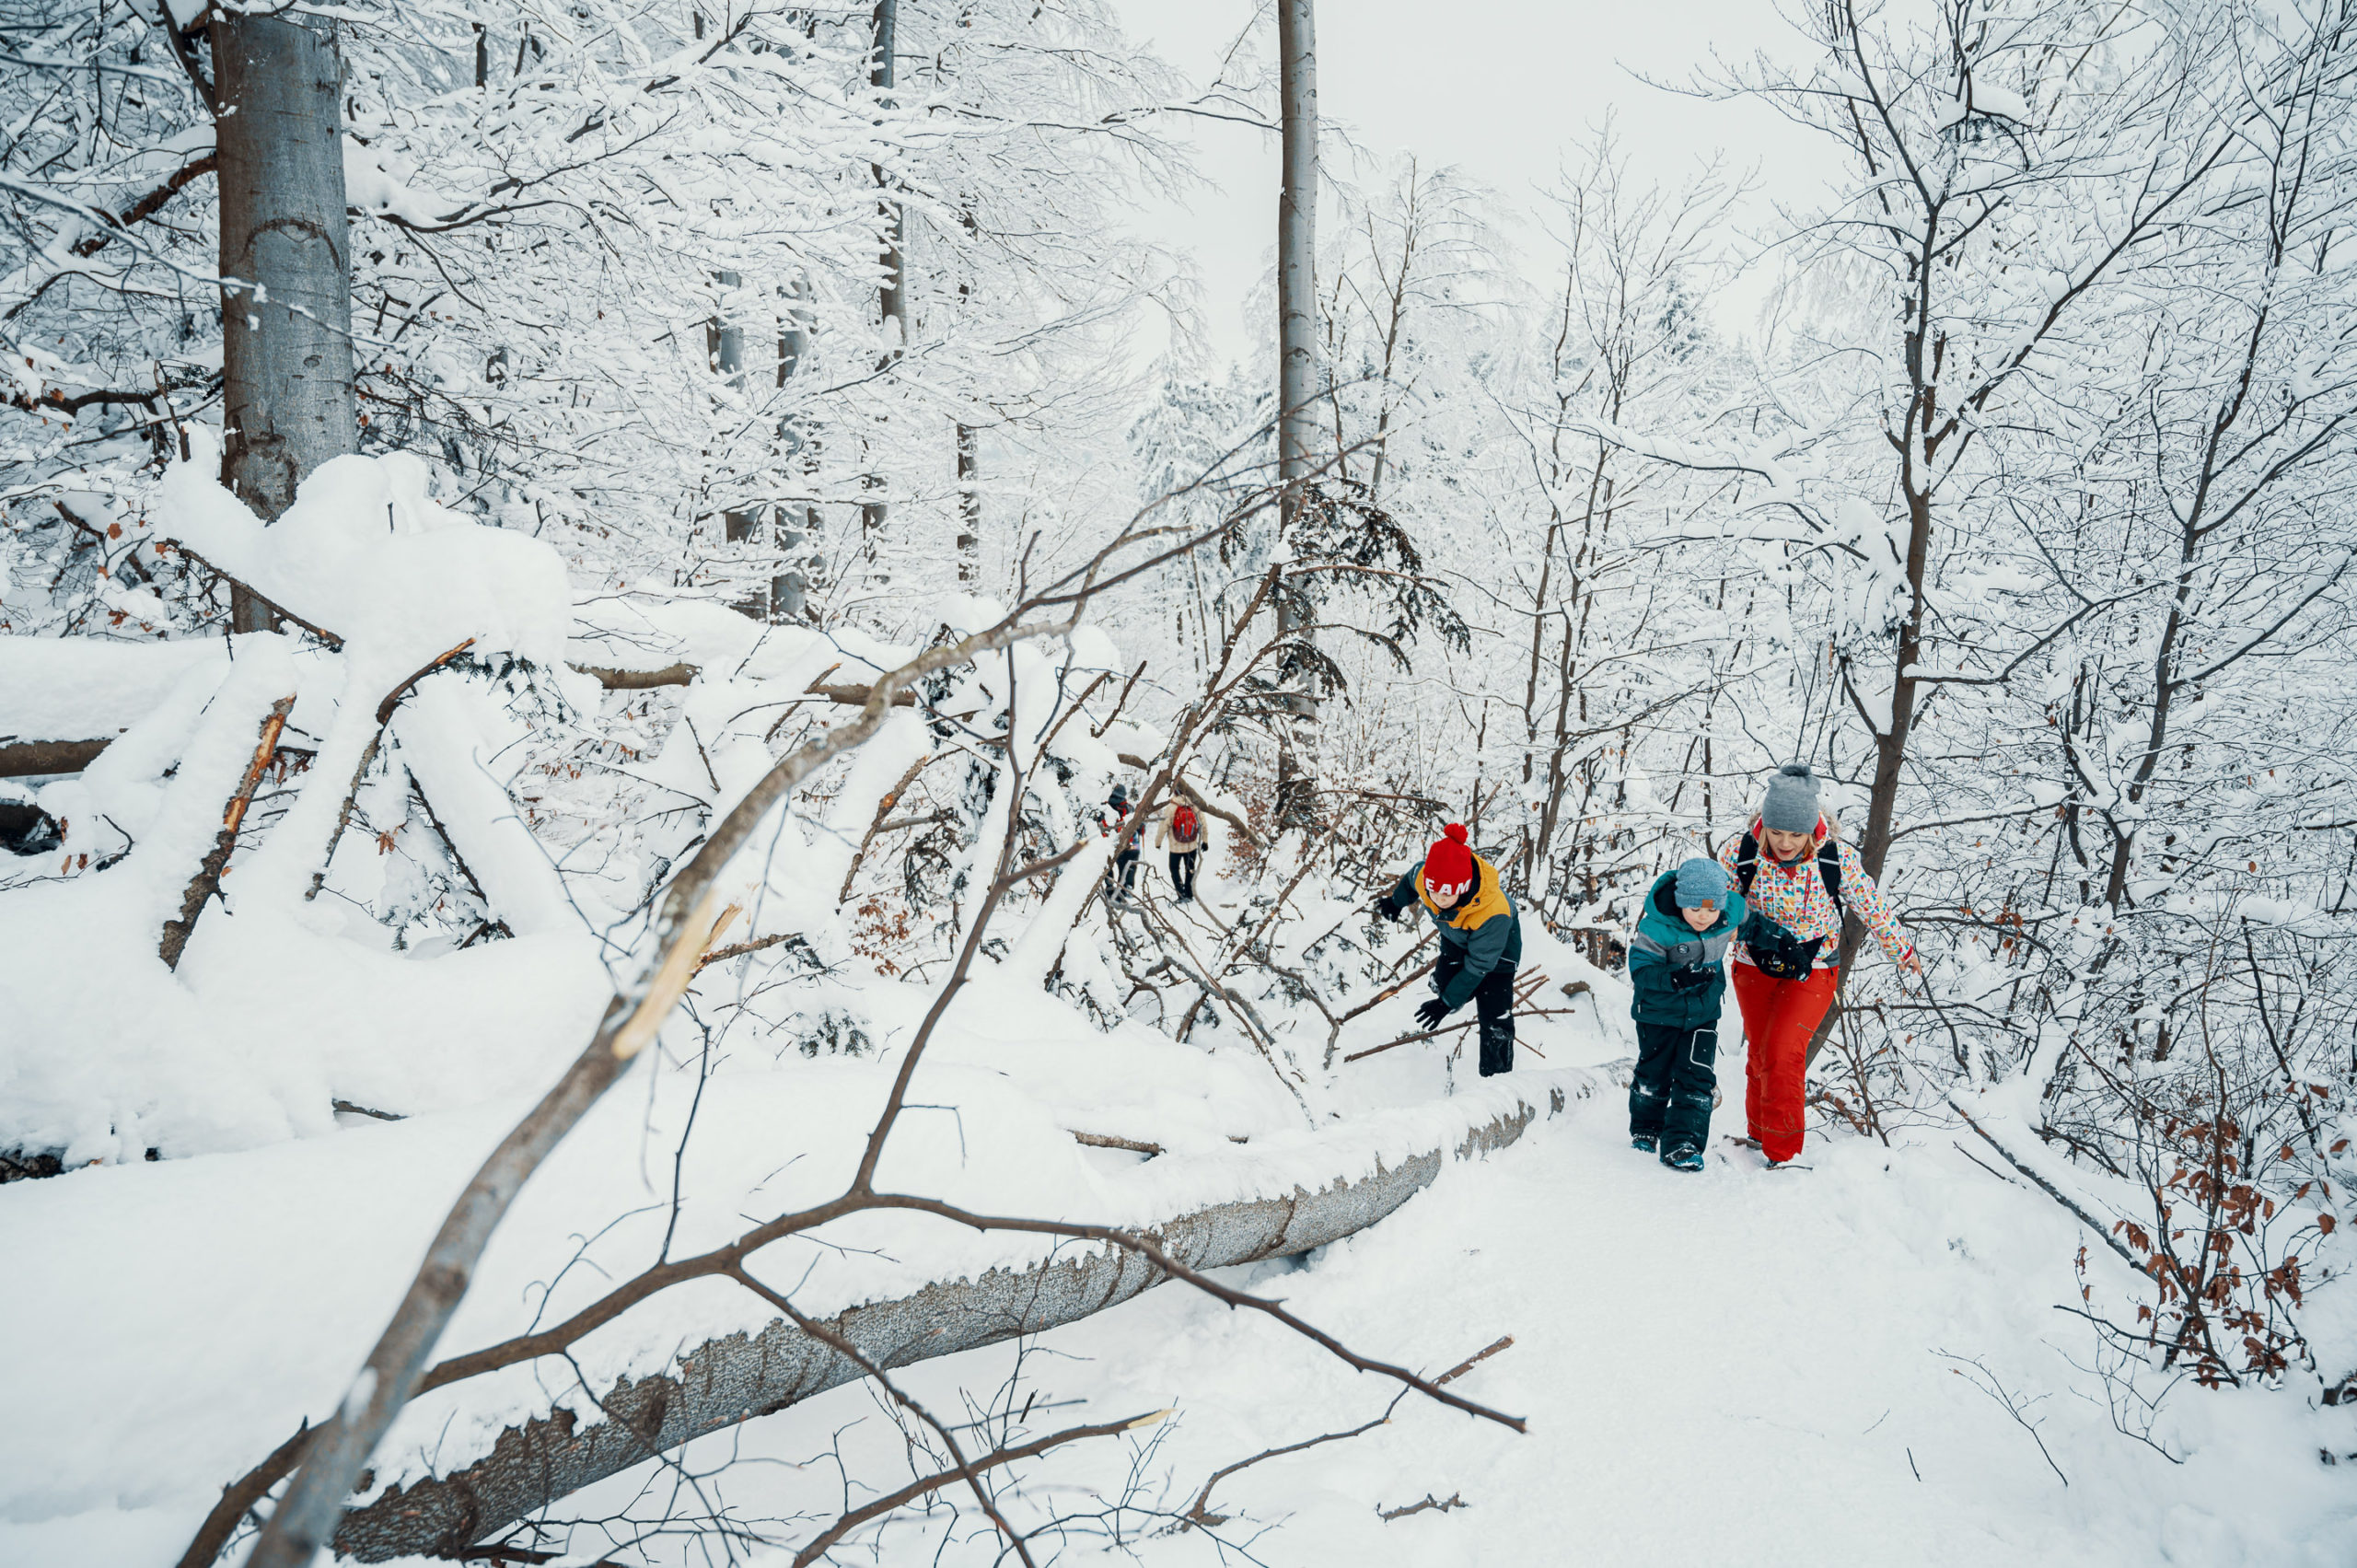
1731, 961, 1840, 1164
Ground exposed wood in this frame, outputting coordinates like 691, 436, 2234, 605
324, 1089, 1566, 1562
563, 662, 925, 712
1379, 1491, 1468, 1521
571, 661, 696, 690
807, 680, 916, 707
1434, 1333, 1513, 1387
375, 639, 477, 726
694, 930, 804, 971
0, 738, 112, 778
1070, 1130, 1163, 1157
559, 662, 927, 712
838, 747, 941, 902
160, 694, 296, 970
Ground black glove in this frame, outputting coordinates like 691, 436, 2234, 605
1669, 964, 1713, 993
1376, 896, 1404, 923
1414, 997, 1450, 1030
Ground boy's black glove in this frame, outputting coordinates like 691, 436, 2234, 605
1376, 894, 1404, 923
1669, 964, 1713, 993
1413, 997, 1450, 1030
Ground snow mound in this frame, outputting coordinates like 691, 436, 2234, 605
0, 635, 225, 742
158, 433, 571, 678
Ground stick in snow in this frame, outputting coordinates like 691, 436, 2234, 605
159, 692, 295, 970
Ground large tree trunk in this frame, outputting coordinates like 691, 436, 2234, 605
329, 1087, 1570, 1561
210, 8, 356, 633
1272, 0, 1318, 827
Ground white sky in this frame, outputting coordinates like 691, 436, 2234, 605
1108, 0, 1829, 366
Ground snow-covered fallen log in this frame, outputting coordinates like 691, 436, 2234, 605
331, 1083, 1577, 1562
0, 636, 226, 775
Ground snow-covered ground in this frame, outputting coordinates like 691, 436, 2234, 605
6, 943, 2350, 1567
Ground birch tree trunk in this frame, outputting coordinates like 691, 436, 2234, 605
956, 420, 981, 582
862, 0, 903, 559
1273, 0, 1318, 826
775, 278, 816, 621
211, 8, 356, 633
712, 269, 767, 619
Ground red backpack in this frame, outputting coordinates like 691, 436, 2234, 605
1172, 805, 1199, 842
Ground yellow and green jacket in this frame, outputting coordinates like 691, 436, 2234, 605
1382, 854, 1523, 1008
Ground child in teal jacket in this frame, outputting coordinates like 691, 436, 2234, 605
1625, 857, 1746, 1171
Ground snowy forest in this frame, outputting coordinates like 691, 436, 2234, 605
4, 0, 2356, 1562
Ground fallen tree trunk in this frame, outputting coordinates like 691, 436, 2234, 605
8, 665, 903, 779
331, 1086, 1573, 1562
0, 738, 111, 778
568, 661, 696, 691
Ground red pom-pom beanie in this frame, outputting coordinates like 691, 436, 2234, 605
1422, 823, 1475, 900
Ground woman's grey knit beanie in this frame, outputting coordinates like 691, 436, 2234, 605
1760, 762, 1820, 833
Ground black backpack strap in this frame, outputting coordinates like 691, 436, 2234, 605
1736, 831, 1760, 897
1817, 840, 1845, 917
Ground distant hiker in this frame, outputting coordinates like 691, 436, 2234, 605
1156, 796, 1209, 903
1097, 783, 1141, 901
1626, 857, 1747, 1173
1377, 823, 1522, 1076
1717, 763, 1921, 1167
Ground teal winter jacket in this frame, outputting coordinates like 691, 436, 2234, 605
1626, 869, 1745, 1029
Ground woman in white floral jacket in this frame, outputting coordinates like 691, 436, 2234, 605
1715, 763, 1920, 1167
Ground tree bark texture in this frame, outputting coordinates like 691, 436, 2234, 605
1273, 0, 1319, 819
1275, 0, 1318, 512
711, 269, 767, 619
331, 1087, 1568, 1561
0, 738, 111, 778
775, 279, 816, 620
956, 420, 981, 581
211, 9, 356, 633
871, 1, 904, 345
862, 0, 902, 551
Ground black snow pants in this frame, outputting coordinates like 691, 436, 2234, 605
1629, 1019, 1719, 1152
1434, 951, 1515, 1076
1168, 850, 1199, 900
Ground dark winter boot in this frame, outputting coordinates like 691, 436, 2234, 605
1473, 964, 1515, 1076
1662, 1144, 1704, 1173
1631, 1135, 1659, 1155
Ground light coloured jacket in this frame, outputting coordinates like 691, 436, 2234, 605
1155, 802, 1208, 853
1715, 815, 1913, 970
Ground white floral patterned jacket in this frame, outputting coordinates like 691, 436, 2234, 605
1715, 816, 1914, 971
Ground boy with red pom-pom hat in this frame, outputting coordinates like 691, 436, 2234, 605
1376, 824, 1523, 1075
